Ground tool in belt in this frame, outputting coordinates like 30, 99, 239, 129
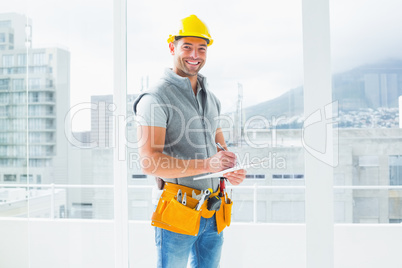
151, 182, 233, 236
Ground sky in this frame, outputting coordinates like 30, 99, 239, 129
2, 0, 402, 131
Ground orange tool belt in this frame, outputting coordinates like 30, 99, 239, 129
151, 182, 233, 236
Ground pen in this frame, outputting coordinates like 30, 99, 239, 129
216, 142, 237, 166
216, 142, 225, 151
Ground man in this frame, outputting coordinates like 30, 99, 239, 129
133, 14, 246, 268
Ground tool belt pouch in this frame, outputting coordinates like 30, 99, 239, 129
151, 183, 202, 236
215, 195, 233, 234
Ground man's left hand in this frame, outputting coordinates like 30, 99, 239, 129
223, 169, 246, 185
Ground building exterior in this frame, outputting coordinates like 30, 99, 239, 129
69, 93, 147, 219
91, 95, 114, 148
0, 13, 31, 51
0, 13, 70, 217
234, 128, 402, 223
0, 13, 70, 185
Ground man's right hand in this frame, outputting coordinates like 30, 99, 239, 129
206, 151, 237, 173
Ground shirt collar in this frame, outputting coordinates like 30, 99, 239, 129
196, 81, 203, 95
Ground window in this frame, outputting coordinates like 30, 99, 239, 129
33, 53, 46, 65
45, 92, 54, 102
17, 54, 26, 66
273, 174, 304, 179
29, 133, 41, 143
46, 133, 54, 142
9, 33, 13, 43
0, 145, 6, 156
12, 92, 26, 103
46, 106, 54, 115
0, 93, 8, 104
29, 78, 41, 90
2, 55, 13, 67
12, 79, 24, 91
46, 79, 53, 88
30, 92, 39, 102
28, 118, 41, 130
131, 174, 147, 179
46, 146, 54, 156
45, 119, 54, 129
389, 155, 402, 185
71, 203, 93, 219
4, 174, 17, 182
20, 174, 34, 183
28, 105, 39, 116
0, 106, 6, 116
0, 33, 5, 42
246, 174, 266, 179
0, 79, 9, 90
31, 66, 47, 73
0, 133, 7, 143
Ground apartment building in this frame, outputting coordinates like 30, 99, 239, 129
0, 13, 70, 217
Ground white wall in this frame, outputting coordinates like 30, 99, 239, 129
1, 219, 402, 268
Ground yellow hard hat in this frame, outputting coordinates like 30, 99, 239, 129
167, 15, 213, 46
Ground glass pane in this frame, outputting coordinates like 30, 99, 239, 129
330, 0, 402, 224
232, 188, 305, 223
0, 12, 30, 221
1, 0, 114, 266
334, 189, 402, 223
127, 0, 304, 266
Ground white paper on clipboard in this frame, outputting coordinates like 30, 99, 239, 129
193, 159, 268, 180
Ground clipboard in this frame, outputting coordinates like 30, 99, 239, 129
193, 159, 268, 180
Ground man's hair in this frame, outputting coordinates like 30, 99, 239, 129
174, 36, 210, 45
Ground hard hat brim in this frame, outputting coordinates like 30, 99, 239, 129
167, 34, 213, 46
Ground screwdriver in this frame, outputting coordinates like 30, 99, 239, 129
219, 177, 226, 198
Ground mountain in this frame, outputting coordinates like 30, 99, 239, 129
243, 59, 402, 125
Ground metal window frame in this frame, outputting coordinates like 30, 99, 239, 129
113, 0, 128, 267
302, 0, 334, 267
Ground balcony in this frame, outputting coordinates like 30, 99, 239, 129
1, 184, 402, 267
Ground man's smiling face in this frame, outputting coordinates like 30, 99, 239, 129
170, 36, 208, 77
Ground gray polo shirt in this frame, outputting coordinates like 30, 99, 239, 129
133, 68, 221, 191
136, 83, 205, 127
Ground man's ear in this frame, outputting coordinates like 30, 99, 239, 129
169, 42, 175, 55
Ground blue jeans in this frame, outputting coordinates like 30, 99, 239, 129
155, 216, 224, 268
